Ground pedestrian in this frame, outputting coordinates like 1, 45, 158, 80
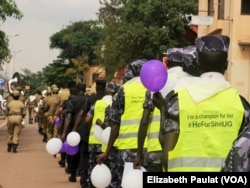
40, 88, 52, 142
133, 46, 200, 172
153, 34, 250, 172
26, 93, 36, 124
86, 82, 120, 188
72, 80, 106, 187
57, 97, 71, 168
96, 59, 147, 187
45, 86, 59, 140
5, 89, 26, 153
59, 83, 86, 182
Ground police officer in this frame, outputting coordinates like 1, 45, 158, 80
153, 35, 250, 172
133, 46, 200, 172
86, 82, 120, 187
44, 86, 59, 141
6, 89, 26, 153
72, 80, 106, 187
60, 83, 87, 183
96, 59, 148, 187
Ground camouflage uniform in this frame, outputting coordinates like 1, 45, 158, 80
159, 35, 250, 171
222, 126, 250, 172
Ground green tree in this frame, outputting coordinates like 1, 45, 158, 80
42, 60, 75, 87
98, 0, 197, 78
49, 20, 103, 83
0, 0, 23, 64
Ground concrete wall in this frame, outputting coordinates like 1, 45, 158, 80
198, 0, 250, 101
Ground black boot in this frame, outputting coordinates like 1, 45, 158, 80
12, 144, 18, 153
42, 134, 47, 142
7, 144, 12, 152
29, 119, 33, 124
68, 171, 76, 182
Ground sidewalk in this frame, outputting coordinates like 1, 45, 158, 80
0, 118, 80, 188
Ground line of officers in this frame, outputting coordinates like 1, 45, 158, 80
3, 83, 77, 153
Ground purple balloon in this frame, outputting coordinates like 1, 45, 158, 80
140, 60, 168, 92
60, 141, 68, 152
66, 144, 79, 156
55, 117, 60, 127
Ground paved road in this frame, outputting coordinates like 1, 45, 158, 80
0, 118, 80, 188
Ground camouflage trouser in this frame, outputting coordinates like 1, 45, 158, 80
104, 147, 123, 188
143, 151, 163, 172
87, 144, 102, 186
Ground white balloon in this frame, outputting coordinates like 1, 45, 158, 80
91, 164, 112, 188
93, 124, 103, 142
121, 162, 146, 188
67, 131, 81, 146
101, 126, 111, 145
122, 169, 145, 188
46, 138, 62, 155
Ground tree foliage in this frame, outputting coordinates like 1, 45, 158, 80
0, 0, 23, 64
98, 0, 197, 78
49, 20, 103, 82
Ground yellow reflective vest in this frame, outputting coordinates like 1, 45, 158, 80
147, 108, 162, 152
116, 79, 147, 150
89, 97, 110, 145
168, 87, 244, 172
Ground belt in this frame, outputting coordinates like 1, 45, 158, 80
8, 114, 22, 116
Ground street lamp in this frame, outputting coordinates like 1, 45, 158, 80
12, 50, 22, 75
4, 34, 20, 79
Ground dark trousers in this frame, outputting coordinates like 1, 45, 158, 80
79, 141, 89, 187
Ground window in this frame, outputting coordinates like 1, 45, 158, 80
218, 0, 224, 19
208, 0, 214, 16
241, 0, 250, 15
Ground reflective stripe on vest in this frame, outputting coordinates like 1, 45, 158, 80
168, 87, 244, 172
116, 80, 147, 150
89, 99, 107, 145
147, 108, 161, 152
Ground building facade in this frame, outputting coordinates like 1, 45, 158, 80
197, 0, 250, 101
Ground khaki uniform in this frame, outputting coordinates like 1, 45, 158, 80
6, 93, 26, 104
27, 95, 37, 124
58, 88, 70, 105
40, 94, 50, 142
6, 99, 26, 148
45, 92, 59, 140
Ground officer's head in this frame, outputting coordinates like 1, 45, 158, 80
12, 89, 20, 99
95, 80, 107, 93
165, 48, 183, 68
123, 69, 134, 83
76, 82, 86, 93
52, 87, 59, 94
195, 35, 230, 74
46, 88, 52, 96
105, 82, 121, 95
182, 45, 200, 77
128, 59, 148, 77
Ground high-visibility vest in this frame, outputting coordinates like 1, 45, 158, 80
168, 87, 244, 172
147, 108, 161, 152
89, 98, 110, 145
116, 80, 147, 150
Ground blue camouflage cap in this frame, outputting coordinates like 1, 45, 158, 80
105, 82, 120, 93
129, 59, 148, 76
195, 35, 230, 53
182, 45, 200, 76
166, 48, 183, 62
123, 69, 134, 80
